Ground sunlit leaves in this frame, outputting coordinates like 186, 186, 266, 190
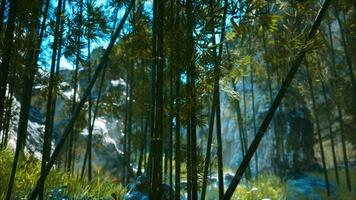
223, 55, 251, 84
250, 0, 267, 9
231, 18, 250, 38
84, 0, 108, 42
258, 14, 282, 32
222, 87, 241, 101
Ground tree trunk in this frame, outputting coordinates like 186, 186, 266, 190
169, 35, 174, 191
137, 117, 147, 177
262, 33, 281, 166
231, 81, 251, 179
215, 0, 228, 198
80, 60, 107, 180
0, 0, 17, 135
201, 92, 216, 200
0, 0, 7, 37
6, 1, 43, 199
201, 0, 217, 199
241, 75, 251, 177
223, 1, 331, 198
174, 62, 181, 200
186, 123, 192, 200
250, 52, 258, 176
1, 68, 16, 149
186, 0, 197, 199
28, 2, 134, 198
123, 70, 129, 184
320, 76, 339, 185
334, 10, 356, 97
67, 0, 84, 174
306, 64, 330, 196
127, 62, 134, 183
87, 39, 92, 181
150, 0, 164, 198
336, 106, 352, 191
5, 0, 49, 191
226, 43, 252, 180
39, 0, 64, 197
326, 18, 352, 191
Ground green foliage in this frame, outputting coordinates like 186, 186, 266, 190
0, 149, 125, 199
258, 14, 282, 32
232, 173, 287, 200
205, 173, 287, 200
222, 87, 241, 101
0, 148, 67, 199
223, 54, 251, 84
66, 176, 126, 199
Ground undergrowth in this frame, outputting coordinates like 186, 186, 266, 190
205, 173, 287, 200
0, 148, 125, 199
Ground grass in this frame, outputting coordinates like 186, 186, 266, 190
65, 175, 126, 199
205, 173, 287, 200
206, 169, 356, 200
308, 168, 356, 200
0, 148, 126, 199
2, 147, 354, 199
231, 173, 287, 200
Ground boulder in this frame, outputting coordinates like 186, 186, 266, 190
124, 176, 174, 200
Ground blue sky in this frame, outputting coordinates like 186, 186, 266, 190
40, 0, 147, 71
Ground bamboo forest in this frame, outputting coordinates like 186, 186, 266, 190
0, 0, 356, 199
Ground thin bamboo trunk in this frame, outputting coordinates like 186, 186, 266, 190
169, 49, 174, 192
1, 68, 16, 149
327, 18, 352, 191
0, 0, 6, 37
67, 0, 84, 174
87, 39, 92, 181
6, 1, 40, 199
250, 57, 258, 175
241, 76, 250, 177
150, 0, 164, 198
186, 0, 197, 199
137, 117, 147, 177
201, 92, 216, 200
28, 2, 134, 198
123, 71, 129, 184
80, 61, 107, 180
306, 64, 330, 196
320, 77, 339, 184
231, 81, 251, 179
0, 0, 17, 135
215, 0, 228, 198
174, 67, 181, 200
223, 1, 331, 198
186, 123, 192, 200
334, 10, 356, 97
262, 33, 281, 164
39, 0, 64, 197
127, 63, 133, 183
